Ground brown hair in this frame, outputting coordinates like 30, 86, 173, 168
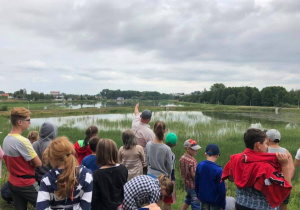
89, 136, 100, 152
43, 136, 78, 199
27, 131, 39, 144
153, 121, 166, 141
158, 174, 173, 196
96, 139, 118, 167
10, 107, 31, 125
83, 125, 98, 147
244, 128, 267, 150
122, 129, 137, 150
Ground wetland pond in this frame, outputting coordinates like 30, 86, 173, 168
29, 110, 299, 140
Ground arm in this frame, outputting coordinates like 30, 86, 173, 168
276, 152, 291, 184
218, 171, 226, 210
134, 102, 140, 115
31, 156, 42, 168
195, 165, 199, 194
36, 179, 51, 209
80, 170, 93, 210
118, 147, 123, 163
0, 146, 4, 159
294, 149, 300, 167
165, 149, 173, 177
139, 146, 146, 168
286, 150, 295, 180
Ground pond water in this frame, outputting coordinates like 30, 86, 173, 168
44, 101, 184, 109
29, 110, 299, 140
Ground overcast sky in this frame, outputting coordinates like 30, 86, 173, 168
1, 0, 300, 95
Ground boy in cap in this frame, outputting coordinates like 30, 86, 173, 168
195, 143, 226, 210
132, 102, 155, 174
163, 133, 178, 210
179, 139, 201, 210
266, 129, 294, 210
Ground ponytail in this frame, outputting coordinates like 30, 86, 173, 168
158, 174, 173, 196
84, 125, 99, 147
44, 136, 79, 199
153, 121, 166, 141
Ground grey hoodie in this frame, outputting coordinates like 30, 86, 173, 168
33, 122, 58, 183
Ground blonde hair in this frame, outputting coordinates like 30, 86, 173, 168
10, 107, 31, 125
43, 136, 78, 199
158, 174, 173, 196
96, 139, 118, 167
27, 131, 39, 144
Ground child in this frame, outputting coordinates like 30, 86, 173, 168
146, 121, 172, 178
179, 139, 201, 210
74, 125, 98, 164
81, 136, 100, 172
92, 139, 128, 210
119, 129, 145, 180
163, 132, 178, 210
36, 136, 93, 209
195, 143, 226, 210
27, 130, 39, 144
122, 174, 173, 210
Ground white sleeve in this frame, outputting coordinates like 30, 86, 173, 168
295, 149, 300, 160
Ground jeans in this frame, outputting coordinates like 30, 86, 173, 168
201, 202, 221, 210
184, 186, 200, 210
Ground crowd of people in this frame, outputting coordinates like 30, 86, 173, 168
0, 104, 299, 210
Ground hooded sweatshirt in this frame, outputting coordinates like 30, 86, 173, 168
74, 140, 92, 164
33, 122, 58, 183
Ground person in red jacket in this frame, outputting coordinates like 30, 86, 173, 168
222, 128, 291, 210
74, 125, 99, 164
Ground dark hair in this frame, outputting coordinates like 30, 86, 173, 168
153, 121, 166, 141
244, 128, 267, 150
84, 125, 98, 147
89, 136, 100, 152
96, 139, 118, 167
122, 129, 137, 150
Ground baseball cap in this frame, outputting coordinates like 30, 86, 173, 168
165, 133, 178, 146
266, 129, 281, 142
141, 110, 152, 119
184, 139, 201, 150
205, 143, 220, 156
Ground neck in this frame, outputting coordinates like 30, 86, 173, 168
153, 137, 163, 144
268, 142, 279, 148
10, 126, 23, 135
206, 155, 217, 162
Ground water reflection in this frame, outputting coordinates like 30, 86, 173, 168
44, 101, 184, 109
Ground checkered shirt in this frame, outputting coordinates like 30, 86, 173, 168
179, 153, 197, 189
123, 175, 161, 210
236, 187, 279, 210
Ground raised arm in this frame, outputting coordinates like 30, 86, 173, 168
134, 102, 140, 115
276, 152, 291, 184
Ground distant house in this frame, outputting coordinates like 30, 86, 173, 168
0, 93, 9, 98
50, 91, 64, 100
117, 97, 124, 101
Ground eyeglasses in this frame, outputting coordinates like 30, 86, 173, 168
21, 119, 31, 122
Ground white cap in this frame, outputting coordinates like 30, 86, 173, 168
266, 129, 281, 142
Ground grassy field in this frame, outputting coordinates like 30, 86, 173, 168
0, 101, 300, 209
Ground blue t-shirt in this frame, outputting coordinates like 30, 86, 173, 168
81, 155, 98, 172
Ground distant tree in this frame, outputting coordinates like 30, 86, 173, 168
261, 88, 273, 106
224, 94, 236, 105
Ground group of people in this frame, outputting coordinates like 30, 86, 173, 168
0, 104, 299, 210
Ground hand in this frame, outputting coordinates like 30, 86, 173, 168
143, 203, 161, 210
276, 152, 288, 167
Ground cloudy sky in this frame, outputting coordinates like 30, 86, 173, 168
1, 0, 300, 95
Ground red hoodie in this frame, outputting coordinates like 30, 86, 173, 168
221, 148, 292, 208
74, 140, 92, 165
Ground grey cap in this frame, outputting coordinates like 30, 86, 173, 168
184, 139, 201, 150
266, 129, 281, 142
141, 110, 152, 119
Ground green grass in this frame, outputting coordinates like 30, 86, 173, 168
1, 104, 300, 209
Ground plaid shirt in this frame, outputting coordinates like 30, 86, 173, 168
236, 187, 279, 210
123, 175, 161, 210
179, 153, 197, 189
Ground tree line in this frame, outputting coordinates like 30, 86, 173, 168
179, 83, 300, 107
2, 84, 300, 107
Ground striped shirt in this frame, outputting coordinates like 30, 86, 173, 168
3, 134, 37, 187
36, 165, 93, 210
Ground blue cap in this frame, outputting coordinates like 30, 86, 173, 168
205, 143, 220, 156
141, 110, 152, 119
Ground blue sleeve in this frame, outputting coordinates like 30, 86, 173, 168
218, 170, 226, 209
80, 168, 93, 210
195, 163, 200, 195
36, 177, 51, 209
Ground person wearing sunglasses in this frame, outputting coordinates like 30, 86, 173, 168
2, 107, 42, 210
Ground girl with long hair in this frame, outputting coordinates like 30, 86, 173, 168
118, 129, 145, 180
146, 121, 172, 178
36, 136, 93, 210
92, 139, 128, 210
74, 125, 98, 164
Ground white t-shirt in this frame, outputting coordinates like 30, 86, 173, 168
225, 196, 236, 210
295, 149, 300, 160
